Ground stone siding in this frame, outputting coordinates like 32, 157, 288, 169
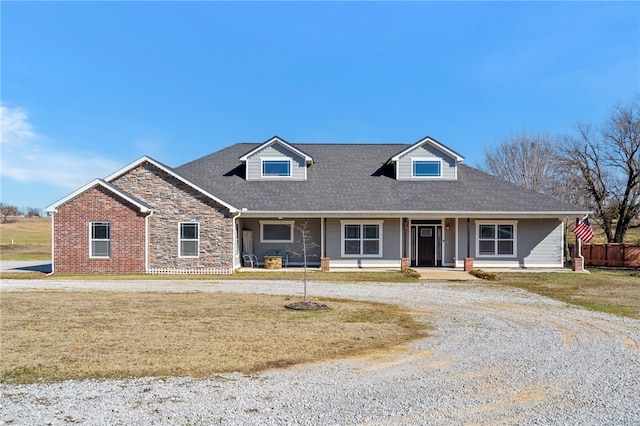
53, 186, 147, 274
112, 162, 234, 271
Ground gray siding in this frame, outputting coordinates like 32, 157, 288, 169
444, 218, 456, 265
326, 218, 402, 267
518, 219, 564, 266
456, 218, 563, 267
396, 144, 457, 180
246, 144, 307, 181
240, 218, 321, 265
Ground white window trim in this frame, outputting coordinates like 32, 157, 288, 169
261, 157, 293, 178
89, 221, 111, 259
475, 220, 518, 258
411, 158, 443, 179
340, 220, 384, 258
179, 222, 200, 258
260, 220, 295, 243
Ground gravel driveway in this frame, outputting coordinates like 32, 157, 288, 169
2, 279, 639, 425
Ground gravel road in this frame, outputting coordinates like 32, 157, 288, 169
2, 279, 639, 425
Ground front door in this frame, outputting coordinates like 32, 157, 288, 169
417, 226, 436, 266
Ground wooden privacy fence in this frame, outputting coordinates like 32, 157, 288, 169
579, 244, 640, 268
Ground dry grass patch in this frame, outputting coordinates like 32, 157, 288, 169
497, 269, 640, 319
0, 244, 51, 261
1, 291, 427, 384
0, 217, 51, 260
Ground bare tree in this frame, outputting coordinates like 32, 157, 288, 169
25, 207, 42, 217
481, 132, 561, 193
0, 202, 19, 223
559, 96, 640, 243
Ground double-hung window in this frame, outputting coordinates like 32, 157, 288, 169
477, 222, 516, 257
90, 222, 111, 258
341, 221, 383, 257
262, 159, 291, 177
179, 222, 199, 257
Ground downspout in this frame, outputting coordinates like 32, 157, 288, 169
232, 210, 242, 270
145, 211, 155, 273
46, 212, 55, 276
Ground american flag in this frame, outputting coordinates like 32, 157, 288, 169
573, 216, 594, 243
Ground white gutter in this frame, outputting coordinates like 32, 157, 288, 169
238, 210, 590, 219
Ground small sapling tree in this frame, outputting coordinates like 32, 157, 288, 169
285, 221, 327, 310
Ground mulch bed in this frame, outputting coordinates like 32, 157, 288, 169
285, 301, 329, 310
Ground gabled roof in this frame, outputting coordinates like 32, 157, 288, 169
239, 136, 313, 164
176, 142, 587, 216
47, 156, 238, 214
45, 179, 152, 213
105, 156, 238, 212
390, 136, 464, 163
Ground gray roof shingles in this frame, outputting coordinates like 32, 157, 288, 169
175, 143, 584, 214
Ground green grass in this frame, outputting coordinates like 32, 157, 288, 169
496, 269, 640, 319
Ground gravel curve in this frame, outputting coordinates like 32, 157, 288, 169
1, 279, 639, 425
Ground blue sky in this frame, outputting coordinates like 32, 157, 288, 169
1, 1, 639, 211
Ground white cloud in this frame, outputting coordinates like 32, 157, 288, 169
0, 105, 123, 189
0, 105, 38, 146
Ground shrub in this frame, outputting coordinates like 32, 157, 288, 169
402, 268, 421, 278
469, 269, 499, 281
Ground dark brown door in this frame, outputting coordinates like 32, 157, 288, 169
417, 226, 436, 266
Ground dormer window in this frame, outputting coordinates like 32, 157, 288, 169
262, 159, 291, 177
240, 136, 313, 181
412, 159, 442, 178
390, 136, 463, 181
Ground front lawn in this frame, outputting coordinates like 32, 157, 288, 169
0, 291, 427, 384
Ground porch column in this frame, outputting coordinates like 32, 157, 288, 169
454, 217, 459, 268
401, 217, 410, 270
464, 218, 474, 271
321, 217, 330, 272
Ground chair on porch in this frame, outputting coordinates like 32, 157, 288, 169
276, 250, 289, 267
242, 252, 258, 268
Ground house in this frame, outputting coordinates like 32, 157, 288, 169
45, 136, 588, 274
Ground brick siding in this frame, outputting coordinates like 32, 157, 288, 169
53, 186, 147, 274
52, 161, 235, 274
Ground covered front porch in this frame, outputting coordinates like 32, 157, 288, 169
234, 215, 462, 270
